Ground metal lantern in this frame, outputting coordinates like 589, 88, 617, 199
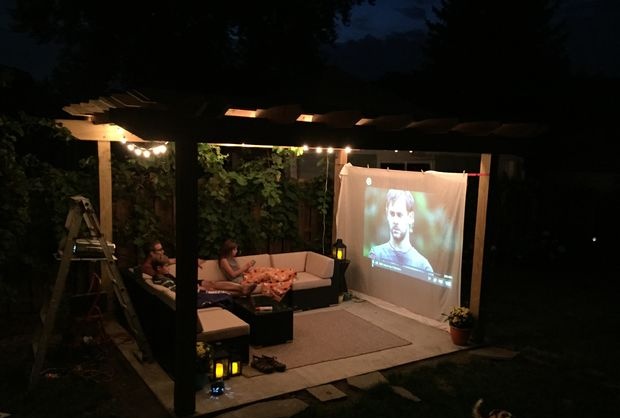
210, 348, 230, 380
332, 239, 347, 260
228, 352, 243, 377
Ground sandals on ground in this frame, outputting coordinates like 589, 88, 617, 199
250, 354, 287, 373
251, 355, 274, 374
261, 355, 286, 372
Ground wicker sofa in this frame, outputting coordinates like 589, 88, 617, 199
121, 251, 337, 376
183, 251, 338, 311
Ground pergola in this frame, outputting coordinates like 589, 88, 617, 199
58, 88, 546, 416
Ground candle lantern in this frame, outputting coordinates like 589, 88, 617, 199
210, 348, 230, 381
228, 352, 243, 377
332, 239, 347, 260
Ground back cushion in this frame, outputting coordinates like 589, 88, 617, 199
236, 254, 271, 269
305, 251, 334, 278
270, 251, 307, 272
168, 260, 226, 283
197, 260, 225, 282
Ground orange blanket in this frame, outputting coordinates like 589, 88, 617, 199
242, 266, 295, 302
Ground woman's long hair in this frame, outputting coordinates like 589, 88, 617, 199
218, 239, 237, 259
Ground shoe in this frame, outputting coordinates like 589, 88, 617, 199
262, 355, 286, 372
251, 355, 274, 374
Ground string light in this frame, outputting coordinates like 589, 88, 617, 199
122, 141, 168, 158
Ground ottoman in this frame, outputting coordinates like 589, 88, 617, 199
196, 307, 250, 363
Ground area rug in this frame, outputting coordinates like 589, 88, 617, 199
244, 309, 411, 377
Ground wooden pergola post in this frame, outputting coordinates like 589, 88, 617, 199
97, 141, 113, 293
173, 137, 198, 416
469, 153, 491, 342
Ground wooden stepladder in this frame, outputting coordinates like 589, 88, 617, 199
30, 195, 152, 387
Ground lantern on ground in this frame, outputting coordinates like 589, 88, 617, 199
229, 352, 243, 377
210, 348, 230, 381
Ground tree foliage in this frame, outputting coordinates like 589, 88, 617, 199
421, 0, 569, 118
0, 114, 97, 308
10, 0, 373, 99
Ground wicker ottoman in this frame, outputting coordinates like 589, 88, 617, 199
196, 307, 250, 363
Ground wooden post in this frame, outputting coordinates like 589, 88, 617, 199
174, 137, 198, 416
97, 141, 113, 294
332, 150, 348, 244
470, 153, 491, 342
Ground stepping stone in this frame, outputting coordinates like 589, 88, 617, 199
214, 398, 308, 418
347, 371, 389, 390
306, 384, 347, 402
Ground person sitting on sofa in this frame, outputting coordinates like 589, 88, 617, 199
218, 239, 256, 283
141, 240, 178, 277
143, 239, 254, 297
142, 240, 208, 277
150, 253, 177, 292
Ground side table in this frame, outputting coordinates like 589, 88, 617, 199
333, 258, 350, 296
232, 295, 293, 346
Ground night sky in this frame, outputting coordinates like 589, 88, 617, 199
1, 0, 619, 81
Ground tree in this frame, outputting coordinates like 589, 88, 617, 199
420, 0, 569, 119
10, 0, 373, 100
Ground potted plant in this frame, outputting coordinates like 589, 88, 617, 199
195, 341, 213, 390
442, 306, 474, 346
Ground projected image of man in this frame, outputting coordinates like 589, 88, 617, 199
369, 189, 433, 273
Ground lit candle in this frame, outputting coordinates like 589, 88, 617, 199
231, 362, 239, 375
215, 363, 224, 378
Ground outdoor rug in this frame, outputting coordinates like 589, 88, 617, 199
244, 309, 411, 377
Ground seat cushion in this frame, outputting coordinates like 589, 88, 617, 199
292, 272, 331, 290
196, 307, 250, 341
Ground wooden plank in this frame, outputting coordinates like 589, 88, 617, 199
470, 153, 491, 342
98, 141, 113, 294
56, 119, 146, 142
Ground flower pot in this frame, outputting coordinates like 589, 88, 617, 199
449, 325, 472, 346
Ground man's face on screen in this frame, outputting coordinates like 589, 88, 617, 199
386, 199, 413, 242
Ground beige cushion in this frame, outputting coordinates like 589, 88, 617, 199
196, 307, 250, 342
270, 251, 307, 272
305, 251, 334, 278
236, 253, 271, 269
292, 272, 332, 290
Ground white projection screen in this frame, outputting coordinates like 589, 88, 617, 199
336, 164, 468, 321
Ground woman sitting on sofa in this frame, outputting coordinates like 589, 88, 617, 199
218, 239, 257, 283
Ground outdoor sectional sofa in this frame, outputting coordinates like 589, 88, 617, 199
188, 251, 338, 311
121, 250, 337, 376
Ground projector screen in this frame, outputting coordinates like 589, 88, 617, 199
336, 164, 468, 321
